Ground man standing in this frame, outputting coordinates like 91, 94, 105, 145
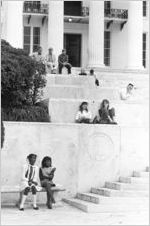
58, 49, 72, 74
45, 47, 56, 74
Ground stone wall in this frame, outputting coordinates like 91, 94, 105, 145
2, 122, 149, 199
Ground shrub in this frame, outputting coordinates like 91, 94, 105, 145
2, 105, 50, 122
1, 39, 46, 108
1, 40, 49, 122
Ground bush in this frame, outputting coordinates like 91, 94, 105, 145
2, 105, 50, 122
1, 40, 49, 122
1, 39, 46, 108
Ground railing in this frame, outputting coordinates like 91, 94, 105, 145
104, 9, 128, 19
23, 1, 48, 14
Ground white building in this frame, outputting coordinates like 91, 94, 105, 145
1, 0, 149, 70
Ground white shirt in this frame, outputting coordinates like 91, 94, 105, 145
120, 89, 134, 100
75, 110, 92, 121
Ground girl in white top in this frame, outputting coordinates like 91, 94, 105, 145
19, 154, 41, 211
75, 102, 92, 123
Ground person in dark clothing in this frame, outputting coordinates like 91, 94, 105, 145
89, 69, 100, 86
39, 156, 56, 209
93, 99, 117, 124
58, 49, 72, 74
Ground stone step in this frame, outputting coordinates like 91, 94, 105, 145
91, 187, 149, 197
43, 85, 120, 100
46, 74, 149, 88
133, 171, 149, 178
76, 192, 101, 204
105, 181, 149, 191
63, 197, 148, 213
48, 98, 149, 125
76, 191, 149, 204
119, 176, 149, 184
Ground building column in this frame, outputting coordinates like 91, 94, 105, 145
88, 1, 104, 68
127, 1, 143, 69
48, 1, 64, 61
5, 1, 23, 48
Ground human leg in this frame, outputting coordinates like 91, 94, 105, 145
65, 63, 72, 74
42, 181, 55, 209
31, 185, 39, 210
19, 187, 30, 210
58, 64, 63, 74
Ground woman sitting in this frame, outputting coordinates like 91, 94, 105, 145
93, 99, 117, 124
39, 156, 56, 209
75, 102, 92, 124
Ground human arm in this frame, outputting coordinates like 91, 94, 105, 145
75, 111, 81, 123
58, 55, 64, 65
21, 165, 29, 182
39, 168, 55, 181
64, 55, 68, 64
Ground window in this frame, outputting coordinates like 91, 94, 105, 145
143, 33, 146, 68
143, 1, 147, 17
23, 26, 31, 54
33, 27, 40, 52
64, 1, 82, 16
104, 31, 111, 66
104, 1, 111, 14
23, 26, 40, 54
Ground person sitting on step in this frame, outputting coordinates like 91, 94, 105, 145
19, 154, 41, 211
39, 156, 56, 209
30, 46, 45, 63
93, 99, 117, 124
75, 101, 92, 124
89, 69, 100, 87
120, 83, 135, 100
45, 47, 57, 74
58, 49, 72, 74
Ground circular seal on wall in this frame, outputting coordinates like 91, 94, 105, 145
88, 133, 114, 161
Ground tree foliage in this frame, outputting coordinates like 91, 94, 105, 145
1, 40, 50, 122
1, 39, 46, 108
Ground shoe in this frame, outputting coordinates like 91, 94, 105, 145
19, 208, 24, 211
47, 202, 52, 209
33, 206, 39, 210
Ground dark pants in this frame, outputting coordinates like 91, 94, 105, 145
59, 63, 71, 74
41, 181, 55, 207
24, 185, 37, 195
93, 108, 117, 124
78, 118, 91, 124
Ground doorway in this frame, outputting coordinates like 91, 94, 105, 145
64, 33, 81, 67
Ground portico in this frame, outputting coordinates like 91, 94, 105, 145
1, 0, 149, 70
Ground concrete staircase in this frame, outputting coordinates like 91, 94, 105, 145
42, 73, 149, 125
63, 167, 149, 212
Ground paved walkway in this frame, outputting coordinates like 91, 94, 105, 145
1, 202, 149, 225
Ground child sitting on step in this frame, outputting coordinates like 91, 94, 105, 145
39, 156, 56, 209
19, 154, 41, 211
75, 102, 92, 124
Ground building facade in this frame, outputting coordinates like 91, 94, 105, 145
1, 0, 149, 70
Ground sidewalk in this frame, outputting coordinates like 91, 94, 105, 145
1, 202, 149, 225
